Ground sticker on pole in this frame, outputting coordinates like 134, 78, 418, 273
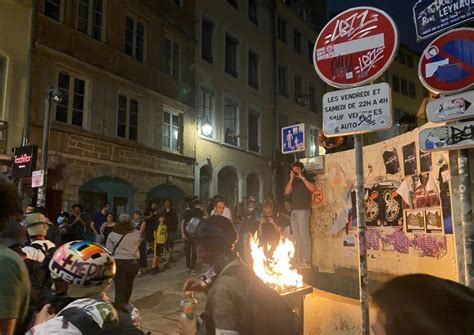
426, 90, 474, 123
419, 28, 474, 94
281, 123, 305, 154
31, 170, 45, 188
323, 82, 392, 137
313, 6, 399, 88
420, 121, 474, 152
413, 0, 474, 41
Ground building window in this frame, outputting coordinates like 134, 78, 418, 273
77, 0, 104, 41
248, 109, 260, 152
227, 0, 238, 9
406, 55, 414, 68
248, 0, 258, 25
310, 127, 318, 157
401, 79, 408, 96
224, 98, 239, 146
278, 113, 288, 149
278, 65, 288, 96
398, 50, 414, 68
164, 37, 181, 79
163, 110, 181, 151
200, 87, 215, 138
409, 82, 416, 98
294, 75, 302, 102
173, 0, 182, 7
392, 76, 400, 93
293, 30, 301, 54
225, 33, 239, 77
201, 17, 214, 64
56, 72, 87, 127
117, 94, 138, 141
248, 50, 260, 90
124, 16, 144, 61
309, 84, 316, 113
45, 0, 61, 20
277, 18, 287, 43
308, 40, 314, 64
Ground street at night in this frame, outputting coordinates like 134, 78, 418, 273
1, 0, 474, 334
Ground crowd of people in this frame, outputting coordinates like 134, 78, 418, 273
2, 160, 474, 334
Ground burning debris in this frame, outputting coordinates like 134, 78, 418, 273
250, 234, 304, 293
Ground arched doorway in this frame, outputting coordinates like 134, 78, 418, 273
147, 184, 185, 212
79, 177, 134, 215
246, 173, 260, 202
199, 165, 211, 206
217, 166, 238, 211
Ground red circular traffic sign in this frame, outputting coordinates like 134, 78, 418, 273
419, 28, 474, 95
313, 7, 398, 88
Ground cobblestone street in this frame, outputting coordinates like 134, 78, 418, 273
107, 242, 207, 334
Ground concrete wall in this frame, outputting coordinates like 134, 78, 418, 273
310, 127, 458, 281
0, 0, 31, 153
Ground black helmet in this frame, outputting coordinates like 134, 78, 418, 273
186, 215, 238, 250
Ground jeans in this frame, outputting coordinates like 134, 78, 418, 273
114, 259, 139, 305
290, 209, 312, 264
184, 239, 197, 270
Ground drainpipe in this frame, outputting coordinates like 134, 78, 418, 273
21, 0, 37, 147
268, 0, 278, 197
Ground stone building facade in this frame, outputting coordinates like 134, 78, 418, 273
27, 0, 196, 215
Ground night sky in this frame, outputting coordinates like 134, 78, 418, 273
325, 0, 430, 53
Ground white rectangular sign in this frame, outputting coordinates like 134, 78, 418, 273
299, 156, 325, 173
426, 90, 474, 123
31, 170, 44, 188
322, 82, 392, 137
420, 121, 474, 152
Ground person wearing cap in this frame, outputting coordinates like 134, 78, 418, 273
23, 213, 56, 263
180, 215, 251, 334
239, 196, 259, 264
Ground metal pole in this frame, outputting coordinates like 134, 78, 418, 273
458, 148, 474, 288
36, 94, 52, 208
354, 133, 369, 334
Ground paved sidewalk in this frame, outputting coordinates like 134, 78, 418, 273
107, 244, 207, 334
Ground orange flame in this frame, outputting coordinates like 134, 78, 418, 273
250, 233, 303, 292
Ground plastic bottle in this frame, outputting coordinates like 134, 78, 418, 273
180, 291, 198, 321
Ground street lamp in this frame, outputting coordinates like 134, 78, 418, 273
36, 87, 62, 208
200, 118, 213, 137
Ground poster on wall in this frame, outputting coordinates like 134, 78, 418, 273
420, 151, 432, 173
425, 208, 443, 233
405, 209, 426, 233
382, 148, 401, 174
402, 142, 418, 176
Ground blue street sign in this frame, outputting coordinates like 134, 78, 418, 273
281, 123, 305, 154
413, 0, 474, 41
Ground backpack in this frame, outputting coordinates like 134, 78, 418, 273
219, 264, 298, 335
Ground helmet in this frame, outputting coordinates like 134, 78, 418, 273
186, 215, 238, 250
49, 240, 116, 298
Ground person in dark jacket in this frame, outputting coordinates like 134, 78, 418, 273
163, 199, 179, 260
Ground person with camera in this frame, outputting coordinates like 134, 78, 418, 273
257, 201, 281, 257
284, 161, 316, 269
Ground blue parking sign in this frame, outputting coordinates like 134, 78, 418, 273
281, 123, 305, 154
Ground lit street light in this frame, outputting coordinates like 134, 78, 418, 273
36, 87, 62, 208
201, 119, 213, 137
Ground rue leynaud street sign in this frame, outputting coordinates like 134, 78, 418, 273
322, 82, 392, 137
419, 28, 474, 94
420, 121, 474, 152
313, 6, 398, 88
413, 0, 474, 41
281, 123, 305, 154
426, 90, 474, 122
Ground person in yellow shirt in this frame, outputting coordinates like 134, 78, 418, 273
152, 213, 167, 275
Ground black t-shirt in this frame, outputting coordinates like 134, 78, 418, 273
163, 208, 179, 232
290, 175, 314, 210
260, 215, 280, 244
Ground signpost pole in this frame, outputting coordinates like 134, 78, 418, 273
354, 133, 369, 334
36, 94, 52, 208
458, 148, 474, 288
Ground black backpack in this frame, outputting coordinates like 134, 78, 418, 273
218, 264, 298, 335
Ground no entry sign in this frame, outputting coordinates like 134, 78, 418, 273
419, 28, 474, 94
313, 6, 398, 88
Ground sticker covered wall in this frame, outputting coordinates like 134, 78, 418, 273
310, 127, 457, 280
